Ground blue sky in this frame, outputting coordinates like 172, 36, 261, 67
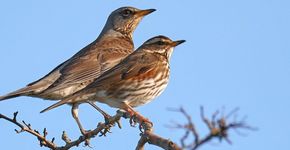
0, 0, 289, 150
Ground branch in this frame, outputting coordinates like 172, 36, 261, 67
135, 122, 181, 150
1, 106, 254, 150
0, 110, 182, 150
0, 112, 56, 148
168, 106, 256, 150
0, 111, 124, 150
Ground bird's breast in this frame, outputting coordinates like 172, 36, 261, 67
113, 64, 170, 107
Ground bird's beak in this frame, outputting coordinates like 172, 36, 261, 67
135, 9, 156, 17
172, 40, 186, 47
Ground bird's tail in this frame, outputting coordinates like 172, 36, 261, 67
40, 95, 75, 113
0, 87, 34, 101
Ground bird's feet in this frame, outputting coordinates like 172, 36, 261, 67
126, 109, 153, 132
120, 103, 153, 132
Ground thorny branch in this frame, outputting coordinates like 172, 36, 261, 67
0, 106, 254, 150
168, 106, 256, 150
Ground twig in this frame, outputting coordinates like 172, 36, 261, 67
0, 112, 56, 149
135, 122, 181, 150
0, 111, 123, 150
168, 106, 256, 150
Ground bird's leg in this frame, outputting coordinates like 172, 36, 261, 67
87, 101, 112, 124
87, 101, 123, 136
121, 103, 153, 132
71, 104, 90, 135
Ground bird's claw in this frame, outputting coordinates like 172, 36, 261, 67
138, 120, 153, 132
128, 114, 153, 132
129, 114, 138, 127
99, 127, 112, 137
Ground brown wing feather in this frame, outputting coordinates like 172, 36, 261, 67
40, 35, 133, 95
82, 51, 158, 91
41, 43, 132, 94
40, 50, 158, 111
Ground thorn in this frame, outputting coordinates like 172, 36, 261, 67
43, 128, 48, 138
62, 131, 71, 144
22, 121, 31, 129
34, 130, 40, 134
15, 129, 21, 133
13, 112, 18, 121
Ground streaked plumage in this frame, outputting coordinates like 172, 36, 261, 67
41, 35, 185, 125
0, 6, 155, 135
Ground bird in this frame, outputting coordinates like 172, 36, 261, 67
40, 35, 185, 129
0, 6, 156, 135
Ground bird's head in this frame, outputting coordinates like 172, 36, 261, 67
105, 7, 155, 37
141, 35, 185, 60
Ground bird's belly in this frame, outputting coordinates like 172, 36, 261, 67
92, 67, 170, 109
111, 76, 169, 108
130, 80, 168, 107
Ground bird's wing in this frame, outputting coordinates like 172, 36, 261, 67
40, 51, 158, 112
86, 51, 158, 89
41, 47, 131, 94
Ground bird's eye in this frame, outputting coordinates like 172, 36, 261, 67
122, 9, 133, 16
157, 41, 165, 45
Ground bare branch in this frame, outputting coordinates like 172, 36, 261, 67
169, 106, 256, 150
0, 112, 57, 149
135, 122, 182, 150
1, 110, 183, 150
0, 111, 124, 150
1, 106, 255, 150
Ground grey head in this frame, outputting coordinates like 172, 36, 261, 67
101, 7, 156, 38
140, 35, 186, 60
